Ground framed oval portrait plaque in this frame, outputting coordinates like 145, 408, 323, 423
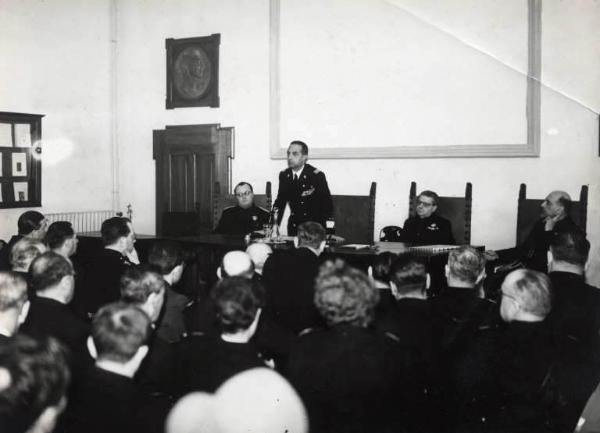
166, 34, 220, 109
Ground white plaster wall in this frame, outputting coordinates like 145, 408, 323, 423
0, 0, 114, 240
115, 0, 599, 284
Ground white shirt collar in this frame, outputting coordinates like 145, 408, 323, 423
292, 165, 305, 178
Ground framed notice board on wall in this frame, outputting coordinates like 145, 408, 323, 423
0, 112, 44, 208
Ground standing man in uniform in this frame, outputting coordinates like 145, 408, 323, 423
272, 141, 333, 236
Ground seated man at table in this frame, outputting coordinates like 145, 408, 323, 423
215, 182, 269, 235
401, 190, 455, 245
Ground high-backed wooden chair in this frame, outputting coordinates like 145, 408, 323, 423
408, 181, 472, 245
515, 184, 588, 245
213, 181, 272, 230
331, 182, 377, 244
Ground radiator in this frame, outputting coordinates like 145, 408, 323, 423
45, 210, 119, 233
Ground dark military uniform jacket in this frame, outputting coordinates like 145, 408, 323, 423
402, 213, 455, 245
273, 163, 333, 235
214, 205, 269, 235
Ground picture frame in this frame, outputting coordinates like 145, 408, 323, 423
165, 34, 220, 109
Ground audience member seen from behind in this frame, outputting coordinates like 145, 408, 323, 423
20, 252, 90, 371
0, 211, 47, 271
176, 277, 268, 395
262, 221, 327, 334
246, 242, 272, 281
0, 272, 30, 340
167, 368, 308, 433
217, 250, 255, 280
0, 334, 70, 433
401, 190, 455, 245
45, 221, 78, 258
84, 216, 136, 315
68, 302, 169, 433
147, 241, 188, 343
10, 238, 47, 274
288, 259, 404, 433
214, 182, 269, 235
368, 252, 397, 322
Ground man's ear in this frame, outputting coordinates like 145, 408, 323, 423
425, 273, 431, 290
367, 266, 373, 278
216, 266, 223, 280
444, 264, 450, 278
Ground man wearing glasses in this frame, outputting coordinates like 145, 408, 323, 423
401, 190, 455, 245
215, 182, 269, 235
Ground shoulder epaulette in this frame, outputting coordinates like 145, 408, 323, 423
313, 167, 320, 174
222, 205, 236, 211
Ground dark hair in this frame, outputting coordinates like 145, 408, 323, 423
234, 182, 254, 194
92, 302, 151, 363
557, 195, 573, 213
212, 277, 265, 333
101, 217, 131, 247
0, 272, 28, 312
290, 140, 308, 155
120, 266, 166, 304
148, 241, 184, 275
550, 230, 590, 266
45, 221, 75, 250
390, 254, 428, 295
371, 252, 396, 283
418, 190, 440, 207
314, 259, 379, 327
17, 211, 45, 236
447, 246, 486, 285
296, 222, 326, 249
0, 334, 70, 433
30, 252, 74, 293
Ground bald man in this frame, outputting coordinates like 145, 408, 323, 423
518, 190, 584, 272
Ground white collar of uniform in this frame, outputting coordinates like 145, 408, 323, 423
292, 165, 305, 178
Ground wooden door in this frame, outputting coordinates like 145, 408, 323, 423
154, 124, 232, 236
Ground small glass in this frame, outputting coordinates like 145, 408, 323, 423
263, 223, 273, 239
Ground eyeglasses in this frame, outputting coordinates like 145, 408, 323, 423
235, 191, 252, 198
417, 200, 434, 207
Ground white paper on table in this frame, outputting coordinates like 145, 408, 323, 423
14, 124, 31, 147
12, 153, 27, 176
0, 124, 12, 147
13, 182, 28, 202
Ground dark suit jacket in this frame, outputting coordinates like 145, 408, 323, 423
262, 247, 324, 333
287, 325, 406, 433
68, 366, 169, 433
273, 163, 333, 235
175, 334, 265, 395
21, 296, 90, 372
401, 213, 455, 245
214, 205, 269, 235
83, 248, 133, 314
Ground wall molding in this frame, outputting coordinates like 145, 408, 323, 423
269, 0, 541, 159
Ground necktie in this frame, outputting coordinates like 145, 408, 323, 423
293, 174, 298, 182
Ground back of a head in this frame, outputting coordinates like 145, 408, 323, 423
10, 238, 47, 271
30, 252, 74, 294
371, 252, 396, 284
503, 269, 552, 318
245, 243, 272, 272
120, 266, 166, 305
0, 272, 28, 314
390, 253, 428, 295
296, 222, 326, 249
447, 246, 486, 286
212, 277, 265, 333
166, 369, 308, 433
45, 221, 74, 250
315, 259, 379, 327
0, 334, 70, 433
92, 302, 151, 363
148, 240, 184, 275
17, 211, 45, 236
220, 251, 254, 278
101, 217, 130, 247
550, 230, 590, 267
